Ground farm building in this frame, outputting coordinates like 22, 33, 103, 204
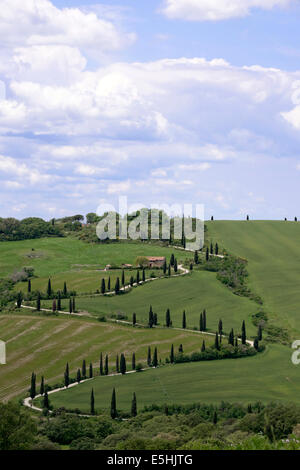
146, 256, 166, 268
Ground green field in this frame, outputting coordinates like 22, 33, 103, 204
0, 237, 191, 278
47, 343, 300, 413
207, 220, 300, 338
40, 270, 257, 336
0, 313, 214, 401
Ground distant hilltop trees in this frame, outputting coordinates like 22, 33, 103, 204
0, 217, 63, 242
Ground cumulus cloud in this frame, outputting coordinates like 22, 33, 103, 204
160, 0, 293, 21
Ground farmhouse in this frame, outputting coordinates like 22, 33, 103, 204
146, 256, 166, 268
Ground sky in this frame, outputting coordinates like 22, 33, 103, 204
1, 0, 300, 220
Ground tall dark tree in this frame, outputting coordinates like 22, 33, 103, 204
190, 263, 193, 271
142, 269, 146, 282
147, 347, 151, 367
121, 270, 125, 288
152, 347, 158, 368
182, 310, 186, 329
168, 264, 171, 276
76, 369, 81, 383
47, 278, 52, 297
101, 278, 106, 294
133, 312, 137, 326
136, 270, 140, 284
130, 276, 134, 287
111, 388, 117, 419
120, 353, 126, 375
105, 355, 109, 375
64, 363, 70, 388
52, 299, 57, 312
247, 215, 250, 221
132, 352, 136, 370
254, 337, 259, 351
179, 344, 183, 353
43, 391, 50, 410
200, 313, 203, 332
153, 313, 158, 325
258, 324, 263, 341
148, 305, 154, 328
170, 254, 175, 266
108, 277, 111, 291
170, 344, 174, 364
90, 388, 95, 415
213, 411, 218, 425
194, 251, 199, 264
218, 319, 223, 336
215, 243, 219, 255
57, 291, 61, 311
63, 282, 67, 297
36, 292, 41, 311
30, 372, 36, 400
206, 247, 209, 261
174, 258, 178, 273
28, 279, 31, 293
116, 354, 119, 373
100, 353, 103, 376
210, 242, 214, 255
89, 362, 93, 379
40, 376, 45, 396
69, 298, 72, 314
203, 309, 207, 331
131, 392, 137, 417
163, 260, 167, 275
228, 328, 234, 346
214, 332, 220, 351
242, 321, 247, 345
235, 337, 238, 348
16, 291, 23, 308
115, 277, 120, 294
72, 296, 76, 313
82, 359, 86, 379
201, 340, 206, 352
166, 308, 171, 327
211, 216, 214, 221
295, 217, 298, 222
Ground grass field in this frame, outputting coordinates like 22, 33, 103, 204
0, 313, 214, 401
0, 237, 191, 278
207, 220, 300, 337
37, 269, 258, 336
47, 343, 300, 413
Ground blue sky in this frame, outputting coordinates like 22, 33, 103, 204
0, 0, 300, 220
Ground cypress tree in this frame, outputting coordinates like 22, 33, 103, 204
142, 269, 146, 282
136, 270, 140, 284
218, 319, 223, 336
200, 313, 203, 332
132, 352, 136, 370
130, 276, 134, 287
153, 313, 158, 325
295, 217, 298, 222
89, 362, 93, 378
30, 372, 36, 399
63, 282, 67, 296
108, 277, 111, 291
116, 354, 119, 373
105, 355, 109, 375
254, 337, 259, 351
100, 353, 103, 376
111, 388, 117, 419
52, 299, 57, 312
120, 353, 126, 375
190, 263, 193, 271
258, 324, 263, 341
170, 344, 174, 363
203, 309, 207, 331
210, 242, 214, 255
213, 411, 218, 425
149, 305, 154, 328
214, 332, 220, 351
43, 391, 50, 410
242, 320, 247, 345
166, 308, 171, 327
228, 328, 234, 346
248, 404, 253, 414
36, 292, 41, 311
28, 279, 31, 293
182, 310, 186, 329
174, 259, 178, 273
206, 247, 209, 261
90, 388, 95, 415
72, 296, 76, 313
76, 369, 81, 383
201, 340, 206, 352
82, 359, 86, 379
69, 298, 72, 314
40, 376, 44, 396
152, 347, 158, 367
57, 291, 61, 311
121, 269, 125, 287
64, 363, 69, 388
47, 278, 52, 297
16, 291, 23, 308
170, 254, 175, 266
179, 344, 183, 353
133, 312, 137, 326
215, 243, 219, 255
168, 264, 171, 276
147, 347, 151, 367
163, 260, 167, 275
211, 216, 214, 221
101, 278, 106, 294
115, 277, 120, 294
131, 392, 137, 417
235, 337, 238, 347
194, 251, 199, 264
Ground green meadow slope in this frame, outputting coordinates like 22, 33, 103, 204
207, 220, 300, 338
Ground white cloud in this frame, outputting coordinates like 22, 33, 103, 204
160, 0, 293, 21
